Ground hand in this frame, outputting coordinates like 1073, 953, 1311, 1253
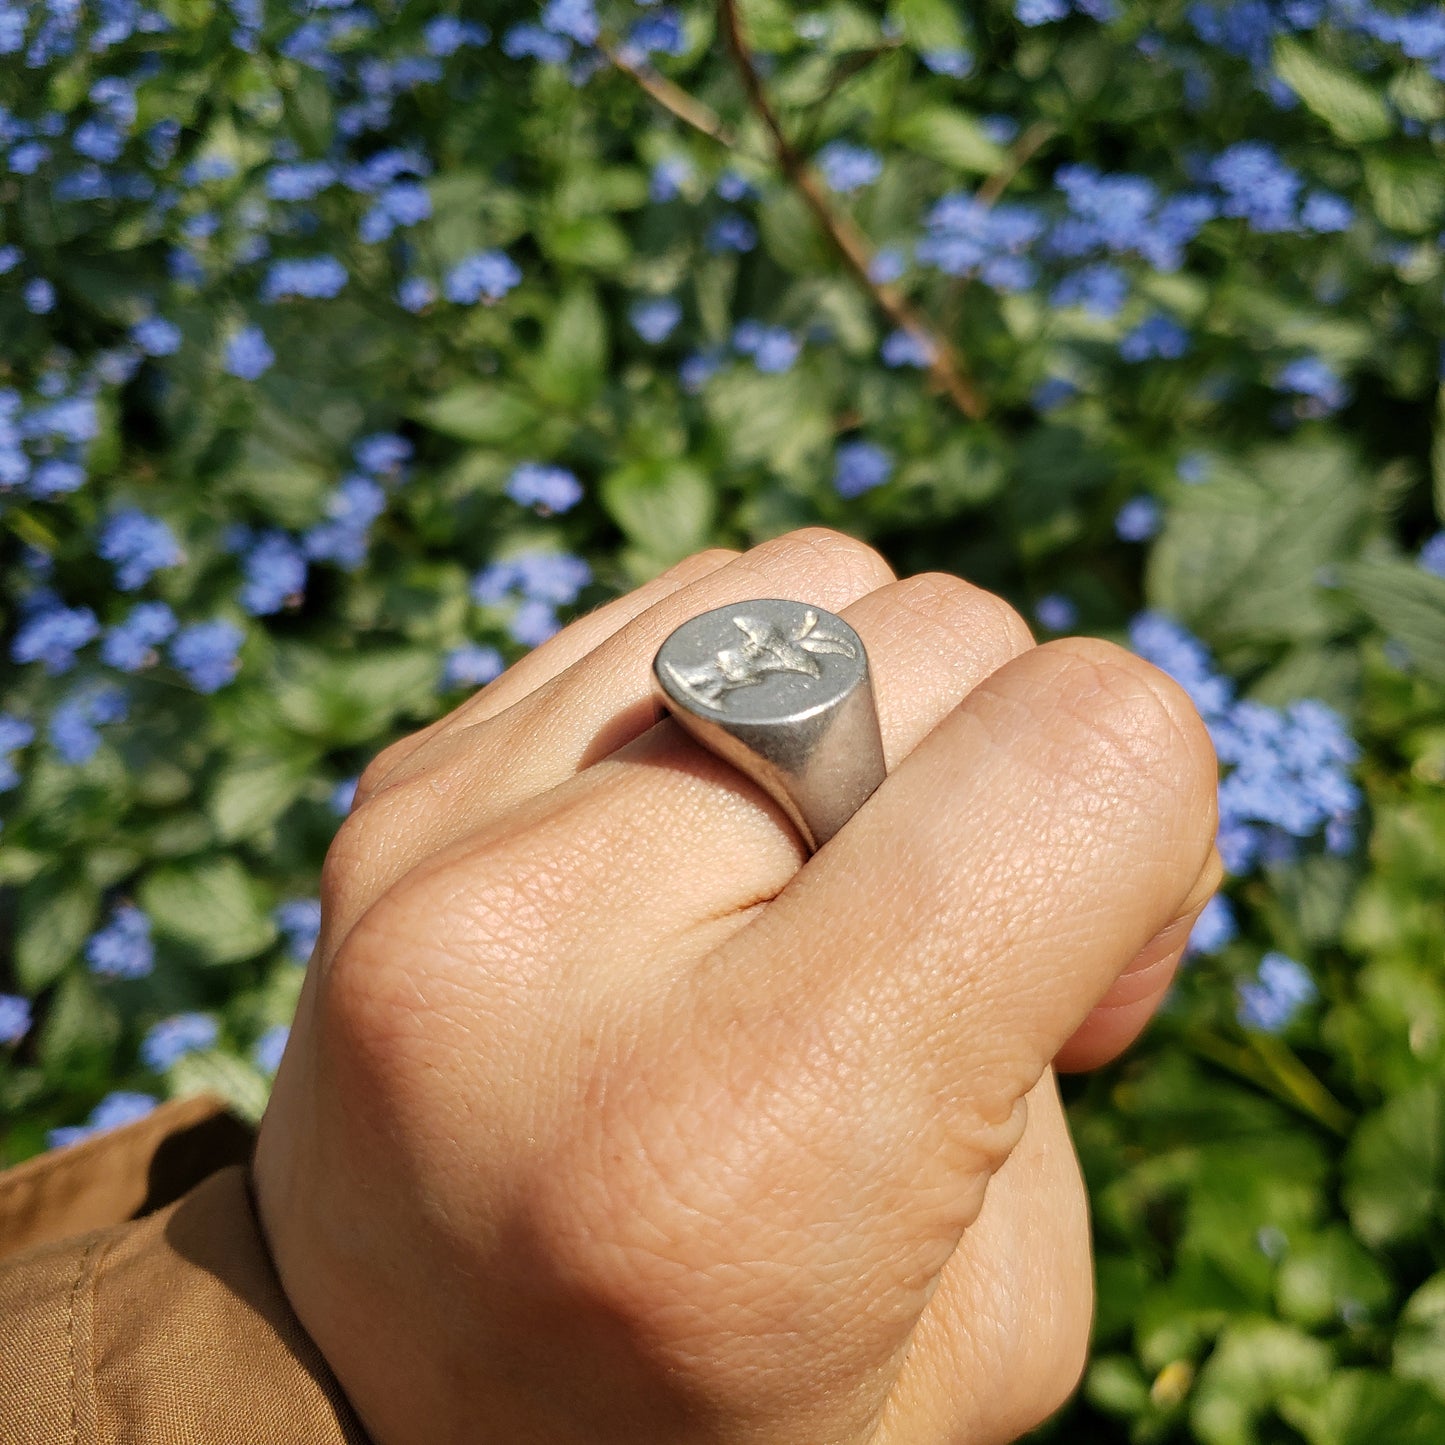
253, 529, 1220, 1445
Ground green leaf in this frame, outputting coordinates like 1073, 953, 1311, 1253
529, 284, 609, 409
37, 972, 120, 1089
600, 460, 716, 569
889, 0, 970, 53
140, 856, 277, 966
892, 105, 1007, 174
268, 644, 440, 745
412, 384, 541, 445
207, 753, 316, 843
1190, 1319, 1333, 1445
1432, 388, 1445, 524
1147, 443, 1366, 647
13, 869, 101, 992
1342, 558, 1445, 684
1281, 1371, 1445, 1445
1395, 1273, 1445, 1402
1273, 38, 1392, 143
704, 368, 831, 477
1274, 1225, 1393, 1329
169, 1052, 272, 1125
1365, 154, 1445, 235
1342, 1083, 1445, 1248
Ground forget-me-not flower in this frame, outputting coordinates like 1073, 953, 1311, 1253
141, 1013, 219, 1071
834, 441, 894, 498
86, 903, 155, 980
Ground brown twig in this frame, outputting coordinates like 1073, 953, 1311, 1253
600, 41, 736, 146
944, 120, 1058, 336
716, 0, 986, 421
976, 119, 1057, 208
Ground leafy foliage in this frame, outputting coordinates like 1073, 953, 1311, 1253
2, 1, 1443, 1438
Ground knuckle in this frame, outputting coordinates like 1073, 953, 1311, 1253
889, 573, 1035, 655
1037, 636, 1218, 810
750, 526, 896, 598
354, 736, 419, 803
659, 546, 741, 582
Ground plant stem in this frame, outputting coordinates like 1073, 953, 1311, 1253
714, 0, 986, 421
601, 42, 736, 146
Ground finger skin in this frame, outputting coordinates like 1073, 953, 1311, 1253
317, 529, 896, 958
353, 547, 740, 801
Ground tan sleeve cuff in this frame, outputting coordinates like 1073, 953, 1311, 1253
0, 1163, 370, 1444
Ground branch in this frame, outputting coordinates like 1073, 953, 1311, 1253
601, 42, 736, 146
976, 120, 1056, 208
716, 0, 986, 422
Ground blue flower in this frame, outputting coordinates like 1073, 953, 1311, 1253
261, 255, 348, 302
880, 329, 935, 368
240, 531, 307, 615
1301, 190, 1353, 233
48, 1091, 158, 1150
1420, 531, 1445, 578
834, 440, 894, 498
330, 776, 359, 816
473, 552, 592, 606
444, 249, 521, 304
102, 601, 177, 672
1052, 262, 1129, 317
224, 325, 274, 380
1120, 313, 1191, 362
509, 599, 560, 646
1237, 952, 1317, 1032
253, 1024, 290, 1075
622, 8, 686, 61
868, 248, 907, 283
0, 994, 30, 1045
816, 141, 883, 194
86, 903, 155, 980
9, 140, 51, 174
1032, 376, 1079, 412
304, 476, 387, 569
716, 169, 756, 203
131, 315, 183, 357
0, 243, 20, 273
275, 898, 322, 964
917, 195, 1043, 289
630, 296, 683, 344
354, 433, 412, 475
422, 15, 490, 55
28, 458, 85, 497
141, 1013, 219, 1071
49, 683, 128, 765
169, 619, 244, 692
506, 462, 583, 514
1177, 452, 1210, 484
1016, 0, 1069, 24
99, 508, 183, 590
0, 712, 34, 793
1210, 142, 1301, 233
397, 275, 436, 312
23, 278, 56, 314
1276, 356, 1348, 416
649, 157, 692, 202
502, 24, 572, 64
922, 49, 973, 77
679, 348, 722, 392
1185, 893, 1237, 956
1035, 594, 1079, 631
444, 642, 505, 689
732, 322, 800, 374
706, 213, 757, 253
542, 0, 598, 45
1115, 496, 1162, 541
11, 602, 99, 674
359, 180, 432, 242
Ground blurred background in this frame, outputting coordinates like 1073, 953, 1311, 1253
1, 0, 1443, 1439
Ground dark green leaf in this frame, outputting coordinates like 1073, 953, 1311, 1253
13, 869, 101, 992
1342, 1084, 1445, 1248
139, 857, 277, 966
1274, 38, 1392, 143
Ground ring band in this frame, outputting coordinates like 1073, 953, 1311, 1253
652, 598, 886, 852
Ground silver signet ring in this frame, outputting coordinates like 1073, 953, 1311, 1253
652, 598, 886, 852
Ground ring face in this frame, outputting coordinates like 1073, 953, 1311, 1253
652, 599, 886, 852
653, 599, 867, 723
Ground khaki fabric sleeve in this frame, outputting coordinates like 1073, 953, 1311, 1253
0, 1096, 369, 1444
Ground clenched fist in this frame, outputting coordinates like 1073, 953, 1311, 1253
252, 529, 1220, 1445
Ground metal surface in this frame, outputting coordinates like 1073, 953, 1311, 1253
652, 598, 886, 851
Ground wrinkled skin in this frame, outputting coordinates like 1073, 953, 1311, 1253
253, 530, 1220, 1445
